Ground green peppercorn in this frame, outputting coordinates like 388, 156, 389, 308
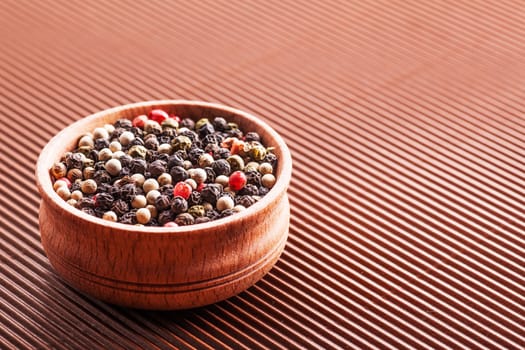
227, 155, 244, 172
250, 144, 267, 161
188, 205, 205, 217
161, 118, 178, 129
50, 162, 67, 179
195, 118, 209, 131
128, 145, 147, 158
171, 135, 192, 151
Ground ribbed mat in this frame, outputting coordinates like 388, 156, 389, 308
1, 0, 524, 349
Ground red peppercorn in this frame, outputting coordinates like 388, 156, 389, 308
163, 221, 178, 227
169, 113, 182, 123
197, 182, 206, 192
132, 115, 148, 128
228, 171, 247, 191
148, 109, 169, 124
173, 181, 192, 199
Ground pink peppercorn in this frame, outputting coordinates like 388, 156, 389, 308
163, 221, 178, 227
228, 171, 247, 191
148, 109, 169, 124
132, 115, 148, 128
173, 181, 192, 199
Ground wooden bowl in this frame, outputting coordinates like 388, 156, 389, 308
35, 100, 292, 310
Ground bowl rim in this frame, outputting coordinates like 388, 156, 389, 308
36, 100, 292, 234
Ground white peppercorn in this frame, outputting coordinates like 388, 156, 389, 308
93, 127, 109, 140
261, 173, 276, 188
143, 178, 159, 193
119, 131, 135, 146
131, 173, 145, 187
81, 179, 97, 194
102, 211, 118, 222
215, 175, 229, 187
56, 186, 71, 200
105, 159, 122, 176
109, 141, 122, 152
158, 143, 172, 154
158, 173, 172, 186
136, 208, 151, 224
98, 148, 113, 161
146, 189, 161, 204
259, 162, 273, 175
71, 190, 83, 201
216, 196, 234, 212
131, 195, 147, 208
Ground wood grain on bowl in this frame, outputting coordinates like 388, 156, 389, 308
36, 101, 292, 310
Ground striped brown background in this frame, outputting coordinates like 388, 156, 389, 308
1, 0, 524, 349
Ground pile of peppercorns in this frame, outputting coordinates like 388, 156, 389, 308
50, 109, 277, 227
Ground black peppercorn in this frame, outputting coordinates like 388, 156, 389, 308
200, 183, 222, 205
212, 117, 228, 131
206, 210, 220, 220
203, 167, 216, 183
112, 199, 129, 217
66, 153, 84, 169
155, 195, 171, 211
238, 184, 259, 196
167, 154, 184, 169
95, 193, 114, 210
93, 170, 112, 185
77, 197, 95, 209
119, 211, 137, 225
171, 196, 188, 214
129, 158, 147, 174
180, 118, 195, 129
175, 213, 194, 226
236, 195, 257, 207
187, 147, 204, 165
114, 119, 133, 129
202, 133, 223, 147
81, 207, 96, 216
212, 159, 231, 176
264, 153, 278, 168
119, 183, 137, 202
148, 160, 166, 177
219, 209, 234, 218
258, 186, 270, 196
144, 137, 159, 150
157, 210, 174, 225
195, 216, 211, 224
94, 138, 110, 150
247, 170, 262, 186
245, 132, 261, 142
159, 184, 174, 196
170, 166, 189, 183
187, 191, 202, 206
198, 122, 215, 138
97, 182, 112, 194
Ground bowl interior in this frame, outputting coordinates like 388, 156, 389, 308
36, 100, 292, 233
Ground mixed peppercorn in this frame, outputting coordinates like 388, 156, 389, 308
50, 109, 277, 227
